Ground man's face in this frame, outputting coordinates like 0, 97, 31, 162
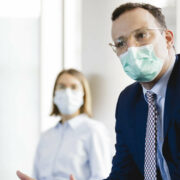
111, 8, 174, 81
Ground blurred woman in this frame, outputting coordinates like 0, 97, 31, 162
33, 69, 112, 180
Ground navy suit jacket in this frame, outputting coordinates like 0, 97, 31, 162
106, 54, 180, 180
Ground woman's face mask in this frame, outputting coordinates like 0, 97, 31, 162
119, 44, 163, 82
54, 88, 84, 115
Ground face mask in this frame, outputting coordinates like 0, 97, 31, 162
119, 44, 163, 82
53, 88, 84, 115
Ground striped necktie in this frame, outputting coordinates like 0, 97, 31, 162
144, 91, 158, 180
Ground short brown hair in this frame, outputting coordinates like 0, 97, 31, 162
112, 3, 167, 29
50, 69, 92, 117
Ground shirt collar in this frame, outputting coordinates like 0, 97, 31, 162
56, 113, 88, 130
142, 56, 176, 99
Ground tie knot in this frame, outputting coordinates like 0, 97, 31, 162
146, 91, 156, 104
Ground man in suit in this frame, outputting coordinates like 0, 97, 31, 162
17, 2, 179, 180
106, 2, 179, 180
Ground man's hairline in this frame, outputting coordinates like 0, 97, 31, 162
112, 7, 163, 29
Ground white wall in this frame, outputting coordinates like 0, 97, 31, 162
64, 0, 82, 70
0, 1, 41, 179
0, 18, 40, 180
176, 0, 180, 53
40, 0, 64, 132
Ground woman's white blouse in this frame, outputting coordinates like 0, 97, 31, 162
33, 114, 112, 180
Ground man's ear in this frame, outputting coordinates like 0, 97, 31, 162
165, 30, 174, 49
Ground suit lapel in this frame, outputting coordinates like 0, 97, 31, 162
132, 86, 148, 173
164, 55, 180, 137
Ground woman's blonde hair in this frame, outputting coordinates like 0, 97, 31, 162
50, 69, 92, 117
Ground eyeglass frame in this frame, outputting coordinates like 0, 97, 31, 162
109, 27, 165, 55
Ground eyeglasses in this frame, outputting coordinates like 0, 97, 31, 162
109, 28, 164, 55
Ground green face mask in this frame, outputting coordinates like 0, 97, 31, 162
119, 44, 163, 82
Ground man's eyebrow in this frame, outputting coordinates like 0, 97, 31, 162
115, 27, 147, 41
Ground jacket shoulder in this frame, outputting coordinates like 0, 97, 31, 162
118, 82, 142, 102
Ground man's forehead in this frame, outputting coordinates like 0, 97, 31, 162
111, 8, 158, 40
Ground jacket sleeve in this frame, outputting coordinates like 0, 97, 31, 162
105, 126, 136, 180
104, 91, 142, 180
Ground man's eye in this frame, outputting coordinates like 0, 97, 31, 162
116, 41, 126, 48
136, 32, 147, 39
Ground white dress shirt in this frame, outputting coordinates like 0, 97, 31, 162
33, 114, 112, 180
